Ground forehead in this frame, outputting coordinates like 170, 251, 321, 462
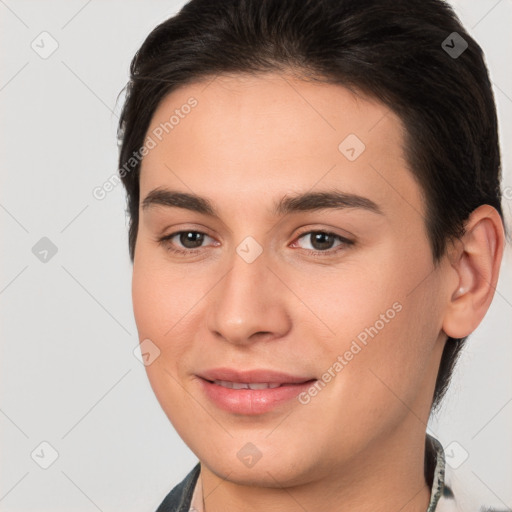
139, 73, 423, 222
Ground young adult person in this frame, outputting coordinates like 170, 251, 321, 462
116, 1, 507, 510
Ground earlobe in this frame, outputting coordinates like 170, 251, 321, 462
442, 205, 505, 339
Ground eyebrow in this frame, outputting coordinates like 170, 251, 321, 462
141, 187, 383, 217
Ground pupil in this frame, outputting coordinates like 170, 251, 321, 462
181, 232, 203, 248
312, 232, 333, 250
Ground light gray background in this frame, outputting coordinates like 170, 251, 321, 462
1, 0, 511, 510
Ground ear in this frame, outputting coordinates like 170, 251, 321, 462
442, 205, 505, 339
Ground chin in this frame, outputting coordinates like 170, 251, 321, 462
196, 442, 320, 488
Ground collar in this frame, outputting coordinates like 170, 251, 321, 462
426, 433, 448, 511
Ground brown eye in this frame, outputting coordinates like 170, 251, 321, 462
294, 230, 353, 255
177, 231, 205, 249
158, 231, 216, 255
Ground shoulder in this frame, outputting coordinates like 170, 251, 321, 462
154, 463, 201, 512
432, 439, 505, 512
436, 476, 506, 512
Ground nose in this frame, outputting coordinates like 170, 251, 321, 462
206, 245, 292, 347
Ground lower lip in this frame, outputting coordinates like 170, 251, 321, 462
197, 378, 317, 415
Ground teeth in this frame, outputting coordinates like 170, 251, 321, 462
248, 382, 281, 390
213, 380, 281, 389
232, 382, 249, 390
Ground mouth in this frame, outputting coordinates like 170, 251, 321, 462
196, 368, 317, 415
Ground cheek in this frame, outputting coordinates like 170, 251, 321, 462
132, 251, 192, 336
306, 254, 403, 339
315, 241, 439, 384
131, 260, 195, 415
132, 265, 164, 337
131, 254, 213, 376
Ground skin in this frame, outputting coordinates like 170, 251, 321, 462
132, 72, 504, 512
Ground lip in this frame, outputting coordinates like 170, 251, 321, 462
196, 368, 317, 415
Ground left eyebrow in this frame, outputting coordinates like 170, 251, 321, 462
274, 189, 383, 216
141, 187, 383, 217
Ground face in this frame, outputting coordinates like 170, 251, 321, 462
133, 73, 452, 487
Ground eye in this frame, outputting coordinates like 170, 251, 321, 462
158, 230, 217, 255
158, 229, 353, 258
292, 230, 353, 255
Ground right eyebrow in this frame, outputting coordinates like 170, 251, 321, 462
142, 188, 216, 215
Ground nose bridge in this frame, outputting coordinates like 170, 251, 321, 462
206, 238, 289, 344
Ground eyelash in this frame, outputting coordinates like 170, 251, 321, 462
157, 229, 354, 258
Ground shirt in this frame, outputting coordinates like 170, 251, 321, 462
154, 434, 501, 512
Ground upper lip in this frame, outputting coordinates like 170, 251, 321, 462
198, 368, 316, 384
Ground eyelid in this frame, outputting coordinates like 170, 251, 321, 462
291, 229, 354, 253
158, 227, 354, 257
294, 224, 354, 239
159, 230, 217, 250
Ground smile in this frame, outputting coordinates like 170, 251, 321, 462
198, 375, 317, 415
